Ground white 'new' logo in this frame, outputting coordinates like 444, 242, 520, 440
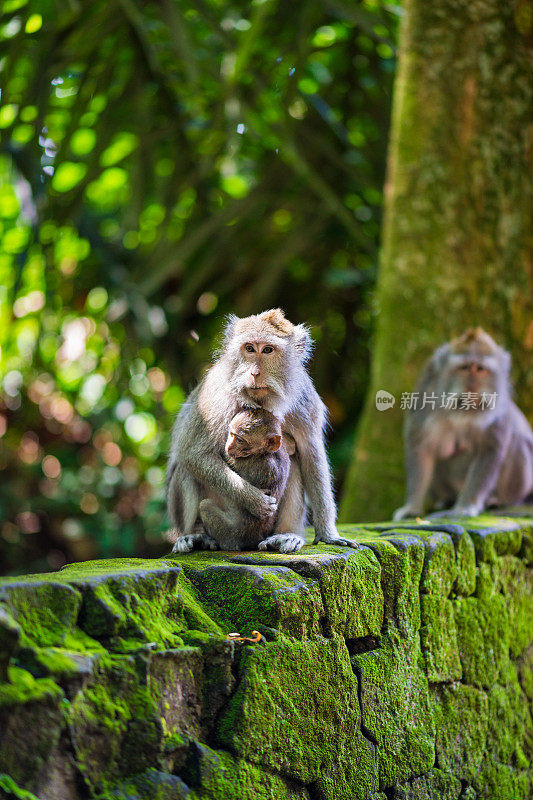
375, 390, 395, 411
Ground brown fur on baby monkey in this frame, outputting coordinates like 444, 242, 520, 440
199, 409, 296, 551
394, 327, 533, 520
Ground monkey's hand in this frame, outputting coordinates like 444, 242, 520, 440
392, 504, 422, 521
312, 532, 360, 549
244, 486, 278, 519
428, 504, 482, 519
172, 532, 219, 554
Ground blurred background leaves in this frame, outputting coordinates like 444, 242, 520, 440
0, 0, 400, 574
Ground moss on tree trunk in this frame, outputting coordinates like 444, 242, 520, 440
340, 0, 533, 522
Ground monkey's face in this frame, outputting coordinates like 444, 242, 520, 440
225, 427, 282, 458
455, 362, 491, 394
444, 355, 499, 407
435, 328, 511, 414
226, 410, 282, 458
231, 339, 288, 403
220, 310, 312, 416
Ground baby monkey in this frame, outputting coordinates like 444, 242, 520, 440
198, 409, 301, 551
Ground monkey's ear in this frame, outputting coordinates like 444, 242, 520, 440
293, 324, 312, 363
266, 434, 282, 452
422, 343, 451, 382
221, 314, 239, 349
499, 347, 511, 376
283, 433, 296, 455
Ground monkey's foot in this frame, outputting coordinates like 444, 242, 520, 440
258, 533, 305, 554
313, 535, 360, 549
392, 504, 422, 521
171, 532, 219, 554
427, 505, 481, 519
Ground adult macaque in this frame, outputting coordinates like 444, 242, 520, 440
394, 328, 533, 520
198, 408, 301, 552
167, 308, 357, 553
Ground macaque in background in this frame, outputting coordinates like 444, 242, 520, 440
167, 308, 358, 554
198, 409, 300, 551
394, 328, 533, 520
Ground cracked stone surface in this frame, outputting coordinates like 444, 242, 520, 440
0, 512, 532, 799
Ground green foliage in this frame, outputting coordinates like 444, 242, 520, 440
0, 0, 400, 573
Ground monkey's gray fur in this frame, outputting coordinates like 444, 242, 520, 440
167, 308, 358, 552
394, 328, 533, 520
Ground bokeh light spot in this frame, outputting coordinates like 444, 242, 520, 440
42, 454, 61, 478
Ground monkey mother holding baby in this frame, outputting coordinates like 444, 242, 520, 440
167, 308, 358, 554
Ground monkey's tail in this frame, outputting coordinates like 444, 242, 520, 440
165, 460, 177, 500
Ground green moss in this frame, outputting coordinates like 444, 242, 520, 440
0, 665, 63, 708
0, 775, 41, 800
217, 637, 377, 798
184, 563, 324, 640
0, 559, 222, 651
0, 605, 21, 683
394, 768, 462, 799
466, 518, 523, 562
70, 565, 221, 648
14, 646, 91, 682
105, 769, 190, 799
229, 548, 384, 639
0, 557, 179, 583
68, 653, 163, 795
315, 736, 376, 800
147, 647, 204, 743
0, 523, 531, 799
493, 557, 532, 657
431, 683, 488, 782
0, 667, 66, 788
473, 762, 530, 800
0, 582, 81, 648
183, 743, 309, 800
351, 626, 435, 788
416, 532, 458, 596
476, 553, 533, 667
192, 638, 235, 733
420, 596, 462, 682
63, 627, 106, 653
365, 535, 425, 638
453, 592, 510, 686
449, 530, 476, 596
517, 643, 533, 701
484, 662, 531, 767
62, 557, 197, 578
517, 519, 533, 563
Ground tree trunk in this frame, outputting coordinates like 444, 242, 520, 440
340, 0, 533, 522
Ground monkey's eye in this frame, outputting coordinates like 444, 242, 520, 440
262, 345, 275, 354
244, 344, 255, 353
475, 365, 487, 373
459, 364, 470, 371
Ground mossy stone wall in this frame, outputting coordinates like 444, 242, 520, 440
0, 511, 532, 799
